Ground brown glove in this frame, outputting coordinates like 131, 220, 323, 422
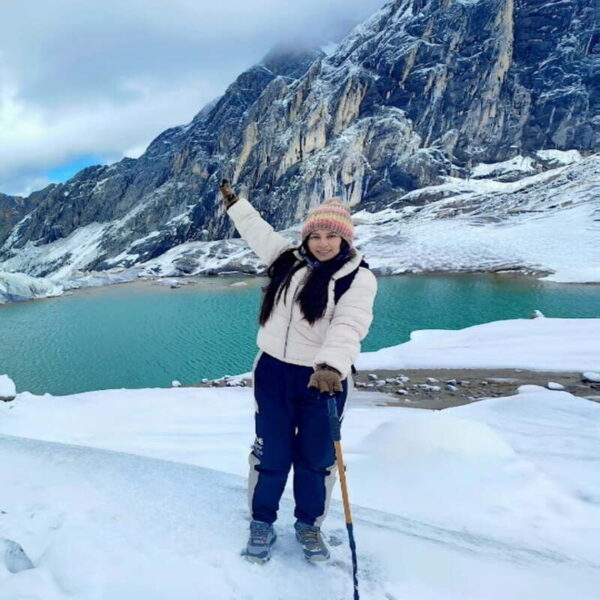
219, 179, 238, 209
308, 364, 343, 395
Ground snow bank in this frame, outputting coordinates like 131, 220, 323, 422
357, 411, 515, 460
0, 375, 16, 399
471, 155, 537, 179
58, 268, 144, 290
358, 317, 600, 372
0, 271, 63, 304
448, 385, 600, 506
470, 150, 582, 179
346, 390, 598, 558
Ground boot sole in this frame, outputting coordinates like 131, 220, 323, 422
303, 553, 330, 563
244, 553, 270, 565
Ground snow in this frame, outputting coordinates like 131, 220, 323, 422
536, 149, 582, 164
166, 212, 191, 226
0, 375, 16, 398
320, 42, 338, 57
471, 156, 536, 178
359, 203, 600, 282
354, 153, 600, 283
1, 222, 108, 281
358, 317, 600, 372
448, 385, 600, 515
542, 266, 600, 283
99, 250, 140, 266
0, 271, 63, 304
0, 317, 599, 598
127, 231, 160, 248
0, 384, 598, 599
404, 156, 586, 201
62, 268, 145, 290
0, 538, 34, 575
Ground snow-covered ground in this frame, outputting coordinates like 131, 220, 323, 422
1, 151, 599, 303
1, 386, 599, 600
0, 271, 64, 304
1, 317, 599, 599
358, 316, 600, 371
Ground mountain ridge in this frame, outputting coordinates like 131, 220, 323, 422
1, 0, 598, 277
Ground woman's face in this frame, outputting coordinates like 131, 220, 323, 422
306, 229, 343, 261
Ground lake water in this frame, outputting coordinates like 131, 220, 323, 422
1, 274, 599, 396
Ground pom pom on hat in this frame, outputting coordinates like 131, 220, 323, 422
301, 198, 354, 244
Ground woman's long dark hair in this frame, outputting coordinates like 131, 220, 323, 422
259, 240, 352, 326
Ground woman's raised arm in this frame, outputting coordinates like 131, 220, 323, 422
220, 180, 293, 266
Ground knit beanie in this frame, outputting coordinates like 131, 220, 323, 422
301, 198, 354, 244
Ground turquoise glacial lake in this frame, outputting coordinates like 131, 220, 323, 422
1, 274, 599, 396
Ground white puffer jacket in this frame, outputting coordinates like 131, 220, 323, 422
227, 199, 377, 379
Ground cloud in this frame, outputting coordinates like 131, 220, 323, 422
0, 0, 387, 196
0, 73, 222, 194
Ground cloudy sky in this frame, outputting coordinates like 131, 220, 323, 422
0, 0, 388, 197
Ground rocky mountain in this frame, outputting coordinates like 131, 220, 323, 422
1, 0, 598, 278
0, 193, 37, 247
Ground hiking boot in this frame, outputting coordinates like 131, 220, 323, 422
244, 520, 276, 564
294, 521, 330, 562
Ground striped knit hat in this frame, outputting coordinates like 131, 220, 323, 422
301, 198, 354, 244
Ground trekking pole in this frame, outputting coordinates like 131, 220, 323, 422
326, 394, 359, 600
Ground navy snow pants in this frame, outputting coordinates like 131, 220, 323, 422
249, 352, 348, 526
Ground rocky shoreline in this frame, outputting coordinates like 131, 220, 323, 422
191, 368, 600, 410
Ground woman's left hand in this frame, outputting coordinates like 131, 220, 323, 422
219, 179, 238, 209
308, 365, 342, 395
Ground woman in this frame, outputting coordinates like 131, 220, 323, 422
219, 180, 377, 564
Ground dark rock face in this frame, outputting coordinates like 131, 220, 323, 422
1, 0, 598, 275
369, 0, 599, 161
513, 0, 599, 152
0, 193, 37, 247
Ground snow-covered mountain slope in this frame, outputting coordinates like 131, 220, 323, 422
2, 150, 597, 303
